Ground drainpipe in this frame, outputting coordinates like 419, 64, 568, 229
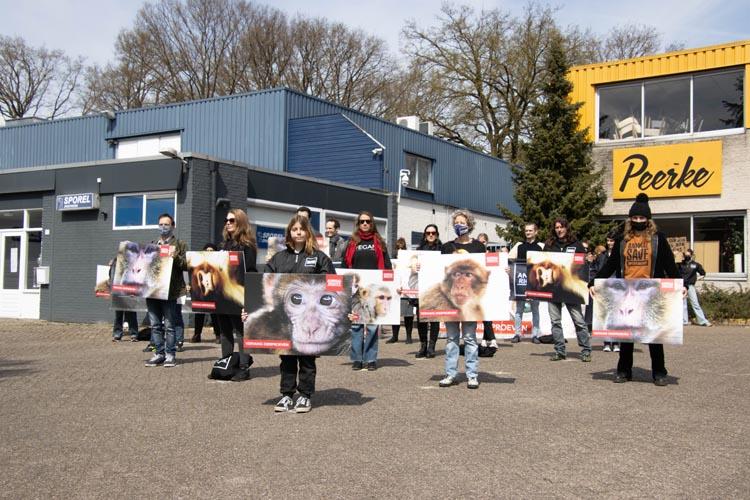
210, 161, 218, 244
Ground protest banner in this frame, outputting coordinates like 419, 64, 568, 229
418, 252, 511, 322
186, 251, 245, 314
525, 251, 589, 305
335, 268, 401, 325
110, 241, 173, 310
591, 278, 683, 344
509, 261, 529, 299
242, 273, 353, 355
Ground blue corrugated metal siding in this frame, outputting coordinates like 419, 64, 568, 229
283, 91, 518, 216
0, 116, 109, 170
288, 114, 382, 189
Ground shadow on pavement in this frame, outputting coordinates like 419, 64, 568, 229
427, 373, 515, 384
261, 388, 375, 408
591, 367, 680, 385
0, 358, 38, 379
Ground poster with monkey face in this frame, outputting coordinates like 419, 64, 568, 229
592, 278, 683, 344
393, 251, 432, 298
418, 253, 511, 322
186, 251, 245, 314
525, 251, 589, 305
111, 241, 173, 301
94, 265, 111, 298
242, 273, 353, 355
335, 269, 401, 325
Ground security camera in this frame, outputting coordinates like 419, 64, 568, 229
372, 147, 384, 155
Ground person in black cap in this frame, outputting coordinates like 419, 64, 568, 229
590, 193, 687, 386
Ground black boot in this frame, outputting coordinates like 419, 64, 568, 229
404, 317, 414, 344
416, 342, 427, 358
405, 332, 413, 344
386, 325, 399, 344
426, 328, 438, 358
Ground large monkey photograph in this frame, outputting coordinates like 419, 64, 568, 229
525, 251, 589, 305
242, 273, 353, 355
393, 251, 430, 298
111, 241, 173, 300
592, 278, 683, 344
186, 251, 245, 314
335, 269, 401, 325
418, 253, 511, 322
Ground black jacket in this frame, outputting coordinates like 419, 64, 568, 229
591, 231, 681, 285
441, 239, 486, 254
510, 240, 544, 261
680, 259, 706, 286
265, 248, 335, 274
219, 239, 258, 272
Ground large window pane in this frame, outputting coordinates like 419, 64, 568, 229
145, 196, 175, 226
0, 210, 24, 229
404, 153, 433, 192
598, 84, 641, 140
27, 209, 42, 228
694, 215, 744, 273
694, 69, 744, 132
654, 217, 691, 242
26, 231, 42, 288
115, 196, 143, 227
644, 77, 690, 135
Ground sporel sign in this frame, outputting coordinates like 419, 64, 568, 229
56, 193, 100, 211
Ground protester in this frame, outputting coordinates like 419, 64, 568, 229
144, 213, 187, 368
416, 224, 442, 358
476, 233, 497, 349
325, 217, 348, 264
217, 209, 258, 381
190, 243, 222, 343
296, 206, 312, 219
591, 193, 686, 386
108, 259, 138, 342
439, 209, 485, 389
342, 210, 392, 371
507, 223, 543, 343
545, 218, 592, 362
389, 237, 414, 344
264, 214, 335, 413
680, 248, 712, 327
597, 234, 620, 352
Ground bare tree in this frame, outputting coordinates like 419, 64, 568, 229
597, 23, 662, 61
0, 35, 83, 119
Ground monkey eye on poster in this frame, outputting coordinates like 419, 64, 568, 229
418, 253, 511, 322
242, 273, 353, 356
525, 251, 589, 305
393, 250, 431, 298
335, 268, 401, 325
592, 278, 683, 345
110, 241, 173, 308
186, 251, 244, 314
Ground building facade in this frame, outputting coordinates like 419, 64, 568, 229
569, 40, 749, 286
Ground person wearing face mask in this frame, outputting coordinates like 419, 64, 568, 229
680, 248, 711, 327
416, 224, 442, 358
545, 217, 592, 363
439, 209, 486, 389
144, 213, 187, 368
590, 193, 687, 386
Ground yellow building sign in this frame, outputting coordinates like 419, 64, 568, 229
612, 141, 722, 199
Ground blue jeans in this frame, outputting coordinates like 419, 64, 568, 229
174, 302, 185, 344
514, 299, 540, 338
350, 324, 379, 363
445, 322, 478, 379
548, 302, 591, 356
113, 310, 138, 339
146, 298, 177, 356
683, 285, 709, 325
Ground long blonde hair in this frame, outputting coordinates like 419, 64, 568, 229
623, 219, 657, 241
285, 215, 318, 255
222, 209, 257, 250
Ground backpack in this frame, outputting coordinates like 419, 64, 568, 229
209, 353, 242, 380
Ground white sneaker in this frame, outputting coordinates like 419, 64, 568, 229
439, 375, 456, 387
163, 354, 176, 367
293, 396, 312, 413
275, 395, 294, 412
489, 340, 498, 349
480, 340, 487, 347
603, 345, 611, 352
614, 345, 620, 352
467, 377, 479, 389
145, 354, 165, 367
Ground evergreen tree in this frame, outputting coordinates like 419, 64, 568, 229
496, 33, 610, 245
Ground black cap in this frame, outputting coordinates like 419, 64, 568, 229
629, 193, 652, 219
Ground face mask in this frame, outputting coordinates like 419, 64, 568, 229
684, 255, 692, 262
454, 223, 469, 237
159, 226, 173, 237
631, 221, 648, 231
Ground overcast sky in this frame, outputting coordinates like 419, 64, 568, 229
0, 0, 747, 66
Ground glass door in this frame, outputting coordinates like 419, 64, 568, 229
2, 233, 22, 290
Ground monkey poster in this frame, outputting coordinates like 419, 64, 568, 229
335, 269, 401, 325
393, 251, 432, 298
94, 265, 111, 298
110, 241, 173, 304
418, 253, 511, 322
525, 251, 589, 305
186, 251, 245, 314
242, 273, 353, 355
592, 278, 684, 344
509, 261, 529, 299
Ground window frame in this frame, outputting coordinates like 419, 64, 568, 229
595, 67, 745, 144
112, 191, 177, 230
403, 152, 434, 193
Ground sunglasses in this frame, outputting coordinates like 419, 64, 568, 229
376, 295, 392, 300
225, 218, 236, 224
358, 219, 372, 225
425, 231, 437, 235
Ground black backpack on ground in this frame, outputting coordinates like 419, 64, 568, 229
208, 353, 254, 380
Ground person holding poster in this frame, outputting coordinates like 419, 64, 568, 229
388, 238, 415, 344
144, 214, 187, 368
507, 223, 544, 344
415, 224, 442, 358
342, 210, 392, 371
190, 243, 222, 344
545, 218, 592, 362
107, 259, 138, 342
264, 215, 335, 413
590, 193, 686, 386
216, 209, 258, 381
476, 233, 498, 349
597, 234, 620, 352
439, 209, 485, 389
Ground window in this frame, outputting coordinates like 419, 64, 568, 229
404, 153, 433, 192
115, 133, 181, 159
597, 68, 744, 142
0, 211, 24, 229
114, 192, 176, 229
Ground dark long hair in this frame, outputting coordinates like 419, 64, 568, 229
418, 224, 442, 248
545, 217, 576, 247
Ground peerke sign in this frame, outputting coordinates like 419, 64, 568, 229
612, 141, 722, 199
55, 193, 100, 211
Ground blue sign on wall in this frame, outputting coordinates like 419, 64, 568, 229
56, 193, 100, 211
256, 225, 286, 249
